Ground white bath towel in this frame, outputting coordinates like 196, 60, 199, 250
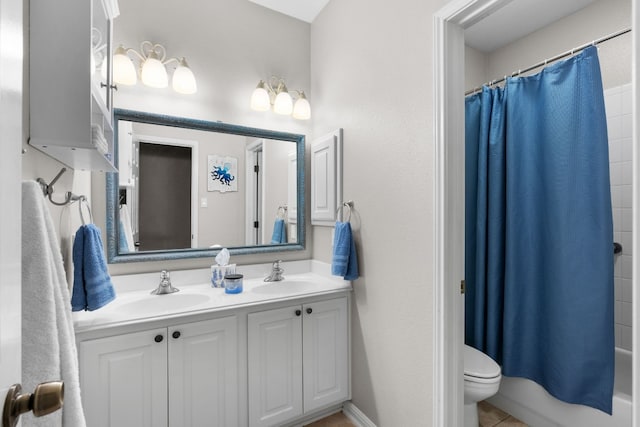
119, 203, 135, 251
21, 181, 86, 427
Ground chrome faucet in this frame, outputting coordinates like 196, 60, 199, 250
264, 260, 284, 282
150, 270, 180, 295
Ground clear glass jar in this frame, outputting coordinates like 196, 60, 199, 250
224, 273, 243, 294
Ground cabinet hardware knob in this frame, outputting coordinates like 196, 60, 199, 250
306, 308, 313, 314
2, 381, 64, 427
154, 334, 164, 343
295, 309, 302, 316
172, 331, 181, 339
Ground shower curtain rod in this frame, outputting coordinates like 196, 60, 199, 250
465, 27, 632, 96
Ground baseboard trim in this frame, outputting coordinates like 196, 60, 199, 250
342, 401, 376, 427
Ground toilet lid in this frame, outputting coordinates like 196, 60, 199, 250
464, 344, 501, 380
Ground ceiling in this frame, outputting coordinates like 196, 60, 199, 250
465, 0, 598, 52
247, 0, 331, 23
249, 0, 600, 51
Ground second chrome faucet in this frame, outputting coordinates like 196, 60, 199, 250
264, 260, 284, 282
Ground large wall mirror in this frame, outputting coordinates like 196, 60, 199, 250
106, 109, 305, 263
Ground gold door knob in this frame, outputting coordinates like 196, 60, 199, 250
2, 381, 64, 427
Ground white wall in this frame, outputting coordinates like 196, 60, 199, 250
486, 0, 631, 90
310, 0, 448, 424
91, 0, 314, 274
465, 45, 489, 91
465, 0, 631, 92
23, 0, 314, 275
112, 0, 311, 133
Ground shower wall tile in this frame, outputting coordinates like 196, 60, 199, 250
622, 278, 633, 303
620, 325, 632, 350
615, 301, 622, 323
605, 83, 633, 351
604, 89, 622, 117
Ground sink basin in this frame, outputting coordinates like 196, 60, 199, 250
115, 293, 210, 315
251, 281, 320, 295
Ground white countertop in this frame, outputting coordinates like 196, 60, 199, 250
73, 260, 352, 333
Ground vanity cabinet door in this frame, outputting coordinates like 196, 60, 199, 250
168, 316, 238, 427
248, 306, 303, 427
303, 297, 349, 413
248, 297, 350, 427
80, 328, 168, 427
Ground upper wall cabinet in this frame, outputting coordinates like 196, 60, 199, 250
29, 0, 119, 172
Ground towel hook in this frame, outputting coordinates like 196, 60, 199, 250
37, 168, 87, 207
336, 200, 354, 222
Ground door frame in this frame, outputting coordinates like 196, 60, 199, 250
0, 0, 23, 406
245, 139, 264, 246
134, 134, 199, 248
432, 0, 639, 425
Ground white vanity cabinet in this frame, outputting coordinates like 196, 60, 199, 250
248, 296, 349, 427
79, 316, 238, 427
168, 316, 238, 427
29, 0, 118, 172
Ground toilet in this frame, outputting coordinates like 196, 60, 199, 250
464, 344, 502, 427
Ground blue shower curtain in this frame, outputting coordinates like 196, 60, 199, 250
465, 46, 614, 414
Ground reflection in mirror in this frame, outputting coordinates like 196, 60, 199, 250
106, 109, 305, 263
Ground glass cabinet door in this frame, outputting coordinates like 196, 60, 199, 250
91, 0, 111, 112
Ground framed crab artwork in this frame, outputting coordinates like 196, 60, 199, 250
207, 155, 238, 192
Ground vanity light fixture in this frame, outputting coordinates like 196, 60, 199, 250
250, 77, 311, 120
113, 41, 197, 94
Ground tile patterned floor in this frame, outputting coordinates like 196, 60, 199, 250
304, 411, 356, 427
479, 401, 528, 427
305, 402, 525, 427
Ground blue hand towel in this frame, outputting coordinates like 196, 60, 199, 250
270, 218, 287, 244
331, 221, 359, 281
71, 224, 116, 311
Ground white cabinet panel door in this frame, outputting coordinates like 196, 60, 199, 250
303, 297, 349, 413
248, 306, 303, 427
168, 316, 238, 427
80, 328, 168, 427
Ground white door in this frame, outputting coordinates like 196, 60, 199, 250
303, 297, 349, 413
168, 316, 238, 427
248, 306, 303, 427
80, 328, 168, 427
0, 0, 23, 415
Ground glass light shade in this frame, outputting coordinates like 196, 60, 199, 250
292, 94, 311, 120
141, 51, 168, 88
250, 81, 271, 111
172, 58, 197, 94
274, 90, 293, 115
112, 46, 137, 85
